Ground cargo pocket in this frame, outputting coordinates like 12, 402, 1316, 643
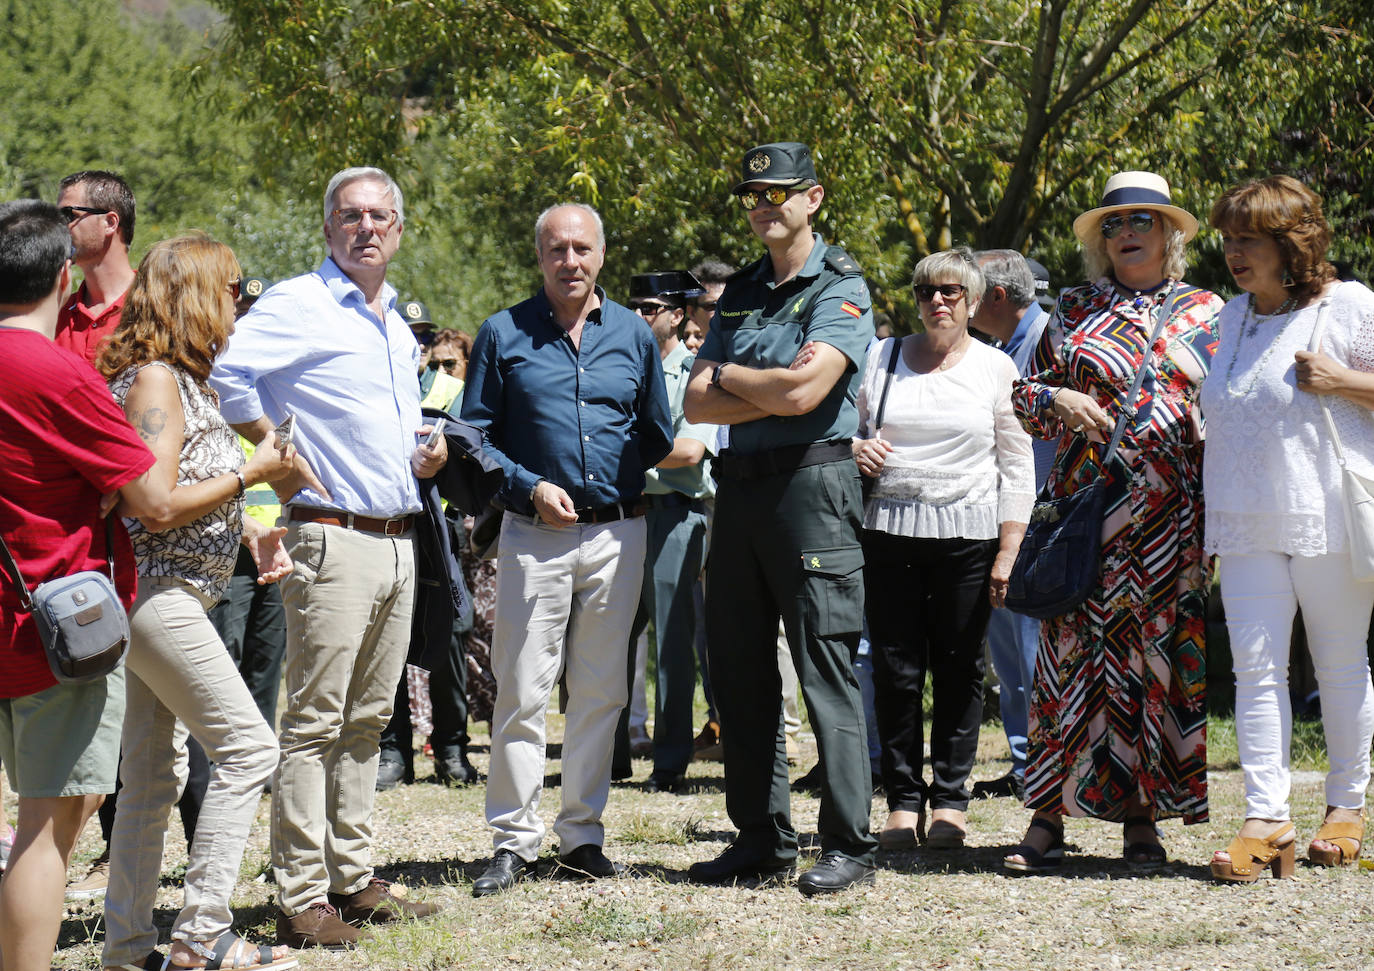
799, 544, 865, 637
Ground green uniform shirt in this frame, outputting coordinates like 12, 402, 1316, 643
699, 233, 873, 454
644, 341, 718, 499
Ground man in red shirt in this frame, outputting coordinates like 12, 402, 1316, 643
54, 170, 136, 364
0, 200, 169, 971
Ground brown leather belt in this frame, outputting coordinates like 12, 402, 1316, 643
573, 501, 644, 524
288, 507, 415, 536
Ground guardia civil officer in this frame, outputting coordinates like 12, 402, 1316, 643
683, 142, 877, 895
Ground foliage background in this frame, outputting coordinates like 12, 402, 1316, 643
2, 0, 1371, 333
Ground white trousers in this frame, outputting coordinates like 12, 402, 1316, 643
1220, 551, 1374, 819
486, 514, 646, 859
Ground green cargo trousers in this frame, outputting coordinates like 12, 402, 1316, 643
705, 457, 877, 864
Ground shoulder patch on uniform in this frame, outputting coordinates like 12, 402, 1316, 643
824, 246, 863, 277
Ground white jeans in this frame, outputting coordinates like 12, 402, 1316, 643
1220, 551, 1374, 819
103, 578, 278, 967
486, 514, 646, 859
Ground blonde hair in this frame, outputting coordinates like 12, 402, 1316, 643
1081, 211, 1188, 283
98, 233, 240, 384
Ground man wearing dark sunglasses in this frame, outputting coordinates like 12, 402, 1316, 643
53, 170, 136, 364
684, 141, 878, 895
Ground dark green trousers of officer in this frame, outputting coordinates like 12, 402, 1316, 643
706, 458, 877, 864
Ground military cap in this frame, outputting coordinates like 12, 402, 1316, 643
1024, 257, 1055, 308
240, 275, 271, 301
628, 271, 705, 309
733, 142, 818, 193
400, 299, 432, 327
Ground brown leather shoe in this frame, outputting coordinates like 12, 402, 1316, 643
328, 877, 441, 924
276, 902, 362, 950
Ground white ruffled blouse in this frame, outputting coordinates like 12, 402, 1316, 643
857, 336, 1034, 540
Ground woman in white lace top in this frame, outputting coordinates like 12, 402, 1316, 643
1201, 176, 1374, 882
96, 236, 298, 970
852, 248, 1034, 850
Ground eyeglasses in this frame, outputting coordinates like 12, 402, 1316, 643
429, 357, 463, 372
332, 207, 399, 230
913, 283, 967, 303
58, 205, 109, 223
1100, 211, 1157, 239
693, 299, 718, 312
631, 302, 672, 317
226, 278, 241, 300
735, 183, 809, 211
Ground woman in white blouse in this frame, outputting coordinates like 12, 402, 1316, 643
853, 248, 1034, 850
1202, 176, 1374, 882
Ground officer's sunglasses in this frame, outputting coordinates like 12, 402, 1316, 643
1100, 211, 1157, 239
735, 182, 812, 211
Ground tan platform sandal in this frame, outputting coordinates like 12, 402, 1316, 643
1210, 821, 1296, 883
1309, 808, 1366, 867
878, 809, 925, 849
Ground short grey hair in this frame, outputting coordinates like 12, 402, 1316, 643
323, 167, 405, 227
975, 250, 1035, 308
1081, 210, 1187, 282
534, 203, 605, 252
912, 246, 985, 305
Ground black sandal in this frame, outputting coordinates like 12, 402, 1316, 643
1123, 815, 1167, 870
1002, 816, 1065, 874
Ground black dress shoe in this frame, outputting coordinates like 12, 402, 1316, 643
796, 852, 876, 896
556, 844, 625, 879
375, 755, 411, 791
686, 842, 796, 885
472, 849, 535, 897
972, 771, 1025, 801
646, 772, 686, 794
435, 751, 481, 786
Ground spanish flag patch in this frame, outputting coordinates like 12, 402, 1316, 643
840, 301, 862, 318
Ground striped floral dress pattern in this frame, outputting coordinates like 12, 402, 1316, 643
1011, 277, 1221, 823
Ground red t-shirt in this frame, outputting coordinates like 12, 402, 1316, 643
55, 283, 126, 365
0, 328, 154, 697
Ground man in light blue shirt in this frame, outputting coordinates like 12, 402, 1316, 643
970, 249, 1055, 801
211, 166, 447, 949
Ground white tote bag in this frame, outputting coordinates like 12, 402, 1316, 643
1309, 299, 1374, 581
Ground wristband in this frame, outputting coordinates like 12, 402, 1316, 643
711, 362, 729, 389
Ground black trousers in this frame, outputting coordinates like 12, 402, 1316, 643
862, 530, 996, 814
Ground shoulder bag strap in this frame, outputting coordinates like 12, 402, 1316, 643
0, 531, 36, 612
871, 336, 903, 434
1307, 299, 1346, 465
1101, 281, 1180, 467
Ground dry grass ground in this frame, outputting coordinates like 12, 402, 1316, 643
49, 715, 1374, 971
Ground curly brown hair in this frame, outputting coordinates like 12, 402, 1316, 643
97, 234, 240, 385
1210, 176, 1337, 297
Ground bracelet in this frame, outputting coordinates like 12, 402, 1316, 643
234, 470, 246, 498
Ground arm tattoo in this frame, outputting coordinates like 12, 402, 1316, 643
133, 407, 168, 444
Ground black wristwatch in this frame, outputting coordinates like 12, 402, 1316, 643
711, 362, 729, 389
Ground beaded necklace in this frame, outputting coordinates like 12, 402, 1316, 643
1225, 294, 1301, 398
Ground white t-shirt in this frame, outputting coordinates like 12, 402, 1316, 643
1200, 280, 1374, 556
857, 336, 1034, 540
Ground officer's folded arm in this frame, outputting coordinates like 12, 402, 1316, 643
687, 342, 849, 424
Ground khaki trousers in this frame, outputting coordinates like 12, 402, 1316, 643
486, 514, 646, 859
272, 522, 416, 914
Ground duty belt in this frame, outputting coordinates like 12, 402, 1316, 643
714, 440, 854, 481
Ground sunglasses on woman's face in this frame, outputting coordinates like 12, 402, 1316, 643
912, 283, 966, 303
1100, 211, 1157, 239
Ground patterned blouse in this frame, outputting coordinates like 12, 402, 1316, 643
109, 361, 245, 601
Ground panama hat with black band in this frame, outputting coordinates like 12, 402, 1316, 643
1072, 171, 1198, 244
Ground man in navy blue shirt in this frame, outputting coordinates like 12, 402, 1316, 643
461, 203, 672, 895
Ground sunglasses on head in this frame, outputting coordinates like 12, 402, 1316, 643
912, 283, 966, 303
1100, 211, 1157, 239
735, 182, 810, 211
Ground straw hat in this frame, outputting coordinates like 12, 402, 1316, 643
1071, 171, 1198, 244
